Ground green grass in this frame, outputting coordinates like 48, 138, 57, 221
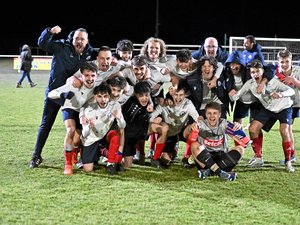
1, 70, 300, 225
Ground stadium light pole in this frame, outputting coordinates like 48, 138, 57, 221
154, 0, 160, 37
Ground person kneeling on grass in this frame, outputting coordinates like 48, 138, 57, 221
80, 82, 126, 175
190, 102, 247, 181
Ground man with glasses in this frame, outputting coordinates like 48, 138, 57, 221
192, 37, 228, 64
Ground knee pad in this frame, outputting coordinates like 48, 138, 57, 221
218, 150, 242, 169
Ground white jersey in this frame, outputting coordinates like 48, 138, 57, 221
80, 101, 126, 146
198, 119, 228, 152
48, 82, 99, 111
234, 75, 256, 104
145, 55, 174, 72
282, 66, 300, 107
121, 66, 170, 97
149, 98, 199, 136
93, 60, 122, 83
231, 77, 295, 113
200, 79, 223, 110
166, 56, 197, 80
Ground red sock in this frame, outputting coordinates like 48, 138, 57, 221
100, 145, 108, 157
64, 151, 73, 166
184, 130, 199, 158
258, 132, 263, 143
153, 143, 165, 160
282, 141, 292, 161
251, 137, 263, 158
291, 150, 295, 158
72, 146, 79, 164
107, 130, 120, 164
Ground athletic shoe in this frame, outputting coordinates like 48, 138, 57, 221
133, 154, 146, 165
198, 169, 211, 180
248, 156, 264, 167
106, 164, 117, 175
139, 154, 145, 165
29, 156, 43, 168
30, 82, 37, 87
132, 152, 140, 164
116, 163, 125, 172
147, 149, 154, 159
285, 161, 295, 173
279, 156, 296, 165
76, 158, 83, 169
160, 158, 172, 168
172, 155, 179, 162
181, 157, 194, 168
16, 83, 22, 88
151, 159, 163, 169
64, 165, 73, 176
219, 170, 237, 181
102, 157, 108, 163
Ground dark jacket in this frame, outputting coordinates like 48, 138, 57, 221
243, 43, 265, 65
186, 68, 229, 115
224, 50, 275, 111
37, 27, 96, 95
192, 44, 229, 64
224, 50, 249, 92
122, 96, 151, 138
20, 45, 33, 72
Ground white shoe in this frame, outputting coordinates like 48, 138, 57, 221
279, 156, 296, 165
248, 156, 264, 167
285, 161, 295, 172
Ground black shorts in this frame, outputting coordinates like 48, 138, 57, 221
123, 137, 141, 157
82, 134, 109, 164
292, 107, 300, 119
164, 129, 186, 154
253, 107, 293, 132
82, 140, 101, 164
233, 101, 262, 121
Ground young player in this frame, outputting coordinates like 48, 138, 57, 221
275, 49, 300, 165
229, 60, 295, 172
122, 81, 153, 168
80, 82, 126, 174
148, 82, 200, 168
190, 102, 246, 181
47, 61, 99, 175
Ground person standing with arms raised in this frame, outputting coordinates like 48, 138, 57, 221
29, 25, 96, 168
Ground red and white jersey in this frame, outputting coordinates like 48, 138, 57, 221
149, 98, 199, 137
198, 119, 228, 152
232, 77, 295, 113
80, 101, 126, 146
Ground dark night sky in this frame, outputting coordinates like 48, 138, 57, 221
1, 1, 299, 55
